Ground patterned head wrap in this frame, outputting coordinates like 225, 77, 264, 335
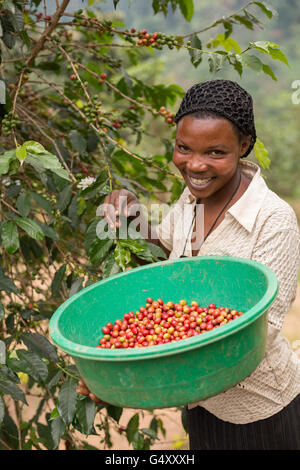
174, 79, 256, 158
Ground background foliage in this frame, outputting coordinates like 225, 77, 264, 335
0, 0, 295, 450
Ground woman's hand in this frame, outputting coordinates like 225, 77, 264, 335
103, 189, 140, 229
76, 379, 110, 405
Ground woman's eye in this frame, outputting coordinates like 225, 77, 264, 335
210, 150, 224, 156
178, 145, 190, 152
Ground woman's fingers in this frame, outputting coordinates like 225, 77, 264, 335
77, 379, 109, 405
103, 190, 138, 229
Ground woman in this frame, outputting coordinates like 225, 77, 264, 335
77, 80, 300, 450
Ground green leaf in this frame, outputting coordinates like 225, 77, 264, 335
179, 0, 194, 22
227, 53, 243, 77
69, 277, 84, 297
119, 239, 146, 254
141, 427, 157, 439
30, 191, 53, 214
249, 40, 273, 53
21, 332, 59, 363
170, 179, 184, 203
23, 141, 46, 154
1, 221, 19, 254
49, 407, 60, 420
2, 31, 16, 48
0, 268, 19, 294
37, 421, 54, 450
0, 365, 19, 383
15, 217, 44, 241
188, 34, 202, 68
268, 46, 289, 66
223, 21, 233, 39
15, 144, 27, 163
69, 130, 87, 156
84, 217, 101, 253
106, 405, 123, 424
101, 251, 120, 281
254, 2, 277, 19
27, 152, 71, 181
57, 378, 77, 425
35, 220, 59, 241
56, 184, 73, 212
132, 430, 145, 450
147, 242, 168, 261
114, 243, 131, 271
51, 416, 65, 449
181, 406, 188, 433
241, 53, 263, 72
126, 413, 139, 443
262, 63, 277, 81
216, 33, 242, 53
51, 264, 67, 296
0, 149, 16, 175
0, 378, 27, 404
233, 14, 254, 30
76, 398, 96, 435
16, 192, 31, 217
89, 238, 114, 266
249, 41, 289, 66
68, 194, 80, 228
254, 138, 270, 169
11, 350, 48, 382
5, 183, 22, 199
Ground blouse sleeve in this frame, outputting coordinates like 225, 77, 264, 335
252, 224, 300, 334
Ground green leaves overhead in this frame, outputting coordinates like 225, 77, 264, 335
0, 141, 72, 181
254, 2, 278, 19
188, 34, 203, 68
249, 40, 289, 66
152, 0, 194, 19
179, 0, 194, 22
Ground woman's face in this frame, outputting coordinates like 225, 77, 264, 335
173, 115, 251, 200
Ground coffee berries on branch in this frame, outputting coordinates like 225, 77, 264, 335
2, 111, 21, 136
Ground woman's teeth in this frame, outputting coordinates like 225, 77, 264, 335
190, 176, 213, 185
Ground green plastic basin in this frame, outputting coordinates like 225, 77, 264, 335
49, 256, 278, 409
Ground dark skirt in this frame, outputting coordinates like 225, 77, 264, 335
186, 393, 300, 450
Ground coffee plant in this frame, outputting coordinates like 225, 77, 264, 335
0, 0, 288, 450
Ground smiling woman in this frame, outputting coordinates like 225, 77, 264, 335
78, 79, 300, 450
155, 79, 300, 450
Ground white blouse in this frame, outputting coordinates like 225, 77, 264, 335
157, 160, 300, 424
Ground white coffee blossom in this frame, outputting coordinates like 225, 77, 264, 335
77, 176, 96, 190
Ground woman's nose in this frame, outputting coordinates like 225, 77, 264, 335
187, 154, 209, 172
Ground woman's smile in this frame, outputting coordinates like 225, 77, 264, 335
186, 174, 216, 190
